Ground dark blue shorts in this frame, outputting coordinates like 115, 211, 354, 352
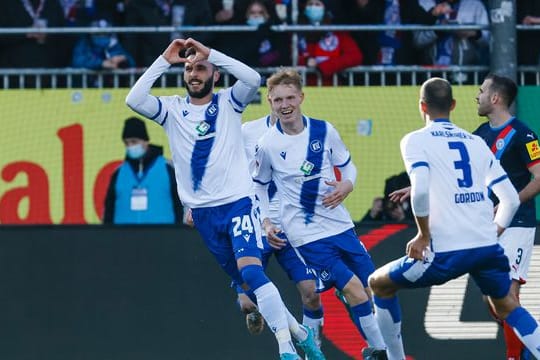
191, 197, 263, 287
296, 228, 375, 292
234, 233, 316, 294
388, 244, 511, 298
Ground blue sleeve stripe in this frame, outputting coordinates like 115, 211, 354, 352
336, 156, 351, 168
159, 111, 168, 126
230, 90, 246, 112
253, 178, 271, 185
411, 161, 429, 169
487, 174, 508, 189
150, 96, 162, 120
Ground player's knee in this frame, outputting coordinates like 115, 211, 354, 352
367, 273, 379, 292
368, 271, 395, 298
240, 264, 270, 291
343, 277, 371, 303
492, 295, 519, 320
301, 290, 321, 310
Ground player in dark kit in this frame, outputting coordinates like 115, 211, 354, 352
474, 73, 540, 360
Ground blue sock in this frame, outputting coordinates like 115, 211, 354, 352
241, 264, 270, 291
505, 306, 540, 359
303, 307, 324, 320
373, 295, 401, 323
350, 301, 373, 339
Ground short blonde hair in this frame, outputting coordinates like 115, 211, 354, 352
266, 68, 303, 93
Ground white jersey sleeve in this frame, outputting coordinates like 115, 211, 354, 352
125, 55, 170, 123
401, 131, 430, 217
328, 123, 351, 167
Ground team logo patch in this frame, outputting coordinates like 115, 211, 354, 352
206, 103, 218, 116
310, 139, 322, 152
495, 138, 505, 150
300, 160, 314, 175
526, 140, 540, 160
195, 121, 210, 136
319, 270, 331, 281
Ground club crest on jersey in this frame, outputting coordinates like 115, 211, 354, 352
300, 160, 314, 175
495, 138, 505, 150
526, 140, 540, 160
206, 103, 218, 116
310, 139, 322, 153
195, 121, 210, 136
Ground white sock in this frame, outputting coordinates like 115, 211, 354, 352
285, 307, 307, 342
254, 283, 296, 354
358, 312, 387, 350
375, 305, 405, 359
303, 314, 323, 347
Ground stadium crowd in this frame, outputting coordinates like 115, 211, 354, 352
0, 0, 539, 82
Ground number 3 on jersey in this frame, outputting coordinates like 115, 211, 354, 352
232, 215, 255, 238
448, 141, 473, 188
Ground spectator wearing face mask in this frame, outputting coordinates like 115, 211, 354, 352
103, 117, 184, 225
298, 0, 363, 85
72, 17, 135, 71
224, 0, 290, 68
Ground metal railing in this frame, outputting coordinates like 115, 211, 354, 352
1, 23, 538, 88
0, 65, 498, 89
3, 64, 539, 89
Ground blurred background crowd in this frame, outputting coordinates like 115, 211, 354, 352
0, 0, 538, 76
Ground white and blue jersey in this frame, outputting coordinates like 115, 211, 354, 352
253, 116, 355, 248
126, 51, 258, 209
125, 50, 264, 286
391, 119, 518, 297
242, 115, 281, 226
401, 119, 509, 253
151, 88, 254, 208
242, 116, 315, 286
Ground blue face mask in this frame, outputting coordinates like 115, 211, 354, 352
126, 144, 146, 159
247, 16, 266, 27
304, 5, 324, 24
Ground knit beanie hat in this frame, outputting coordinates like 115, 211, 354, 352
122, 117, 149, 140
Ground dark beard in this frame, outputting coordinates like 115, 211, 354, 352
185, 77, 214, 99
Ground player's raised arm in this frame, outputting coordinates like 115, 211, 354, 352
125, 39, 191, 120
203, 39, 261, 108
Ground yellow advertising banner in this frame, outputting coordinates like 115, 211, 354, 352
0, 87, 481, 224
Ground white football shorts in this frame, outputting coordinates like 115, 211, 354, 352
499, 227, 536, 284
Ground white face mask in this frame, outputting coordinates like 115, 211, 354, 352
126, 143, 146, 159
247, 15, 266, 26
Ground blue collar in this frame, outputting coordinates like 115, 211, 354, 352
276, 116, 308, 134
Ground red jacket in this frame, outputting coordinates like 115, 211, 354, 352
298, 31, 363, 84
